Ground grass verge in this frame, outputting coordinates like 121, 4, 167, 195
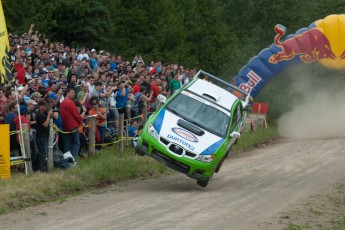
0, 125, 279, 215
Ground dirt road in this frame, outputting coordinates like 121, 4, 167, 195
1, 138, 345, 230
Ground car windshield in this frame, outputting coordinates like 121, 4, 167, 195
165, 92, 230, 138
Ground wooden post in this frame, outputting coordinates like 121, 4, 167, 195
88, 116, 96, 157
125, 100, 131, 147
118, 113, 124, 156
142, 101, 147, 123
22, 124, 32, 175
47, 118, 54, 173
125, 119, 129, 147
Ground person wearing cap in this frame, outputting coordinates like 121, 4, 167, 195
35, 100, 53, 172
88, 96, 107, 150
31, 92, 43, 103
59, 87, 83, 158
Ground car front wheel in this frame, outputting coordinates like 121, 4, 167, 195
197, 179, 209, 187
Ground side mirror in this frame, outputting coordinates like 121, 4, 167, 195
230, 131, 241, 139
157, 94, 166, 104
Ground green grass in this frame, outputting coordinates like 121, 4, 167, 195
0, 126, 279, 215
280, 180, 345, 230
232, 125, 279, 152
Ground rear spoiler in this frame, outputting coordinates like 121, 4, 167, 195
194, 70, 251, 108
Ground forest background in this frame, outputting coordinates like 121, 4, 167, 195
3, 0, 345, 120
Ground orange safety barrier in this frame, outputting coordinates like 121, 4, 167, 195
252, 102, 268, 115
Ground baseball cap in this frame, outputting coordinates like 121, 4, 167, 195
26, 99, 37, 106
18, 86, 24, 91
91, 48, 96, 52
42, 68, 48, 73
19, 105, 27, 114
31, 92, 42, 99
48, 93, 58, 100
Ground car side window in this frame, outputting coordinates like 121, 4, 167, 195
230, 105, 242, 131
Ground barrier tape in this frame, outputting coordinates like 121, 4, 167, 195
92, 137, 138, 146
9, 130, 29, 135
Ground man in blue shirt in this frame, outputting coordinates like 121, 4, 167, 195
128, 120, 139, 147
115, 81, 129, 116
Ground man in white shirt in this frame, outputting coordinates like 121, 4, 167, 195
77, 47, 89, 61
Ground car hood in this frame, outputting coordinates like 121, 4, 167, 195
153, 108, 224, 155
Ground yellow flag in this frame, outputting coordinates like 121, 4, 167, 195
0, 124, 10, 179
0, 0, 11, 84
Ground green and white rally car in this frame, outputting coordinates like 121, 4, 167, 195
136, 70, 250, 187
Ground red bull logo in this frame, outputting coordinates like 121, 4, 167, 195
269, 25, 336, 64
239, 70, 261, 94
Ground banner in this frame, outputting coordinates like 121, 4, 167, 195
0, 0, 11, 84
0, 124, 10, 179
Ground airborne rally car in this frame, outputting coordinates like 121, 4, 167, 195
136, 70, 250, 187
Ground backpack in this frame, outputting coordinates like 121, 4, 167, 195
132, 92, 144, 114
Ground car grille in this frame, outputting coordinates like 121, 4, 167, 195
152, 150, 190, 174
168, 144, 184, 155
160, 136, 196, 158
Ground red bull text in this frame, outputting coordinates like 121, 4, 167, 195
239, 70, 261, 94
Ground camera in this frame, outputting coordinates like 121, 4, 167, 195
52, 109, 59, 112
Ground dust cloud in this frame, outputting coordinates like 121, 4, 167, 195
277, 66, 345, 140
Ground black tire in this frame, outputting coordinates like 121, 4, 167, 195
197, 180, 209, 187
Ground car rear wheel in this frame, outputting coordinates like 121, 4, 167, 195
197, 179, 209, 187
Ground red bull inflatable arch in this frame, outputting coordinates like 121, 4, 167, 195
233, 14, 345, 99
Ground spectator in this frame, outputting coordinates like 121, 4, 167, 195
77, 47, 89, 61
88, 97, 107, 150
77, 83, 89, 105
132, 78, 141, 95
128, 120, 139, 147
35, 100, 53, 172
59, 88, 83, 158
169, 72, 182, 95
5, 102, 19, 155
132, 86, 152, 117
25, 99, 37, 130
115, 81, 130, 118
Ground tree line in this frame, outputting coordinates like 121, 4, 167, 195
3, 0, 343, 78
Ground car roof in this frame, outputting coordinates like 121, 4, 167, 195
186, 79, 239, 111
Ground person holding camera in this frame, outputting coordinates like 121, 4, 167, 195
115, 81, 130, 118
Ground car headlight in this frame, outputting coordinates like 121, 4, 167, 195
195, 154, 215, 163
148, 123, 159, 139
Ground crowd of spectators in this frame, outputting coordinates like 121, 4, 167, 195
0, 25, 196, 172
